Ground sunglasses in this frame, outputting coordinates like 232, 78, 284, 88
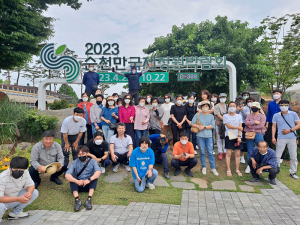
279, 104, 289, 107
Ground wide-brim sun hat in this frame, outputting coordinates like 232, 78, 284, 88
198, 101, 212, 109
251, 102, 261, 109
44, 162, 62, 175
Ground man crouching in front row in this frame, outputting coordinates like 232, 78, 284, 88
65, 146, 101, 211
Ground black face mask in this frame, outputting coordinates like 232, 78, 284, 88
11, 170, 24, 179
79, 156, 87, 162
96, 101, 102, 105
252, 108, 259, 112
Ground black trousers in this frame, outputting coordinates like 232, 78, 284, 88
125, 123, 136, 149
29, 165, 68, 183
171, 123, 185, 144
80, 124, 92, 145
149, 129, 161, 135
85, 89, 96, 98
129, 89, 139, 105
248, 159, 280, 179
61, 133, 79, 167
155, 153, 169, 172
109, 152, 129, 166
171, 158, 198, 171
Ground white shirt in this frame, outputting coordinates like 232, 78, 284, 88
61, 116, 86, 135
223, 113, 243, 138
161, 102, 174, 126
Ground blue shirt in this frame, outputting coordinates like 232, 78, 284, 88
129, 147, 155, 179
82, 71, 99, 91
266, 100, 291, 123
83, 105, 89, 124
66, 158, 101, 180
249, 147, 278, 168
100, 107, 119, 126
149, 134, 169, 153
272, 111, 299, 139
191, 113, 215, 138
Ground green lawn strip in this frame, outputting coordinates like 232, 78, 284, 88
276, 161, 300, 195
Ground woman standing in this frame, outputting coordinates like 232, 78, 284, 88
119, 94, 136, 148
210, 93, 219, 106
90, 94, 104, 135
90, 89, 106, 106
149, 97, 163, 135
223, 101, 243, 177
77, 93, 93, 145
185, 94, 198, 154
161, 94, 174, 146
200, 90, 214, 114
134, 97, 150, 147
145, 94, 153, 110
170, 95, 187, 144
100, 96, 119, 143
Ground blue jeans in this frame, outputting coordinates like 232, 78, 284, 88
91, 123, 102, 136
134, 169, 158, 193
135, 129, 148, 147
246, 133, 264, 164
102, 125, 115, 143
186, 127, 197, 150
197, 137, 215, 169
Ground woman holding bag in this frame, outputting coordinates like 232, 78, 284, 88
185, 94, 198, 154
223, 101, 244, 177
244, 102, 266, 173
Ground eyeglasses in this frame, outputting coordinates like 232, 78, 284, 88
279, 104, 289, 107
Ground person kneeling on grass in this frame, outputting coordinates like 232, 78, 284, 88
130, 136, 158, 192
65, 146, 101, 211
248, 141, 279, 185
0, 157, 38, 222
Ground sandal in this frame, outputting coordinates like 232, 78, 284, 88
227, 170, 232, 177
236, 170, 243, 177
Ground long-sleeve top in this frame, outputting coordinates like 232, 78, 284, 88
77, 102, 93, 125
149, 134, 169, 154
149, 107, 163, 130
30, 141, 64, 170
100, 107, 119, 126
249, 147, 278, 168
134, 105, 150, 130
266, 100, 290, 123
82, 71, 99, 91
119, 105, 136, 123
244, 113, 266, 134
114, 67, 150, 90
90, 104, 103, 124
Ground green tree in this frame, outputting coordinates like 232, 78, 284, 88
142, 16, 269, 97
59, 84, 78, 100
0, 0, 91, 70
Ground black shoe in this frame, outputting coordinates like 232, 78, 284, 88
35, 181, 41, 189
174, 168, 181, 176
164, 172, 170, 179
50, 177, 63, 185
84, 198, 92, 210
250, 177, 262, 182
184, 169, 193, 177
74, 198, 82, 211
268, 178, 276, 185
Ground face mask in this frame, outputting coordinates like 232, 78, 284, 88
177, 100, 182, 105
243, 96, 249, 100
139, 103, 145, 107
147, 98, 151, 103
152, 103, 158, 107
252, 108, 259, 112
11, 170, 24, 179
118, 104, 122, 107
181, 140, 188, 145
165, 99, 170, 103
74, 116, 82, 122
273, 94, 280, 100
79, 156, 87, 162
108, 101, 114, 106
96, 101, 102, 105
132, 70, 136, 74
228, 107, 236, 113
247, 103, 252, 107
82, 97, 88, 102
280, 106, 289, 112
124, 99, 130, 104
89, 67, 93, 72
140, 147, 147, 153
188, 99, 194, 104
114, 98, 118, 101
95, 140, 103, 145
260, 151, 267, 156
220, 98, 226, 103
202, 108, 209, 113
211, 98, 217, 102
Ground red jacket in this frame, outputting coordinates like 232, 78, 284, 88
77, 102, 93, 125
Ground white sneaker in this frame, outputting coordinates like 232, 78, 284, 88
211, 169, 219, 176
196, 145, 199, 150
280, 159, 283, 164
146, 183, 155, 190
8, 212, 29, 220
240, 156, 245, 164
213, 151, 215, 155
290, 173, 299, 180
123, 164, 131, 172
101, 167, 105, 174
194, 150, 198, 155
202, 167, 207, 175
245, 165, 250, 174
113, 164, 120, 173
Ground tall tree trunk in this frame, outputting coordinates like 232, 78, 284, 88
7, 69, 11, 85
16, 70, 20, 85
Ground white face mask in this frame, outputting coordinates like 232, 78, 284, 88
202, 107, 209, 113
152, 103, 158, 107
82, 97, 88, 102
220, 98, 226, 103
188, 99, 194, 104
74, 116, 82, 122
211, 98, 217, 102
118, 104, 122, 107
95, 140, 103, 145
165, 99, 170, 103
177, 100, 182, 105
140, 147, 147, 153
260, 150, 267, 155
108, 101, 114, 106
247, 103, 252, 107
89, 67, 93, 71
228, 107, 236, 113
139, 103, 145, 107
132, 70, 136, 74
180, 140, 188, 145
273, 94, 281, 100
280, 106, 289, 112
147, 98, 151, 103
114, 98, 118, 101
124, 99, 130, 104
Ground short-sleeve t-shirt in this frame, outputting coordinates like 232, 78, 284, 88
272, 111, 300, 139
185, 103, 198, 124
66, 158, 101, 180
87, 139, 109, 158
61, 116, 86, 135
110, 134, 133, 154
223, 113, 243, 137
170, 105, 187, 123
161, 103, 174, 126
173, 141, 195, 161
214, 104, 227, 121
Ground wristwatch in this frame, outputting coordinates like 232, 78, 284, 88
238, 135, 242, 137
204, 126, 206, 129
290, 129, 293, 133
148, 168, 153, 172
88, 178, 92, 182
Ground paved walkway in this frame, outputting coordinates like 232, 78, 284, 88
2, 178, 300, 225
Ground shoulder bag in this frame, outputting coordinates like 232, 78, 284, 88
88, 73, 98, 91
107, 108, 117, 130
76, 158, 92, 178
191, 113, 202, 133
280, 113, 300, 148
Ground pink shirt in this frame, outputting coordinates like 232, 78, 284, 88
119, 105, 135, 123
134, 105, 150, 130
244, 113, 266, 134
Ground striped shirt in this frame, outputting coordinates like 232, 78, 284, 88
0, 169, 34, 197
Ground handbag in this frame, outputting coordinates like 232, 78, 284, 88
151, 109, 164, 129
191, 113, 202, 133
106, 108, 117, 130
228, 115, 237, 140
88, 73, 98, 91
280, 113, 300, 148
245, 131, 255, 140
